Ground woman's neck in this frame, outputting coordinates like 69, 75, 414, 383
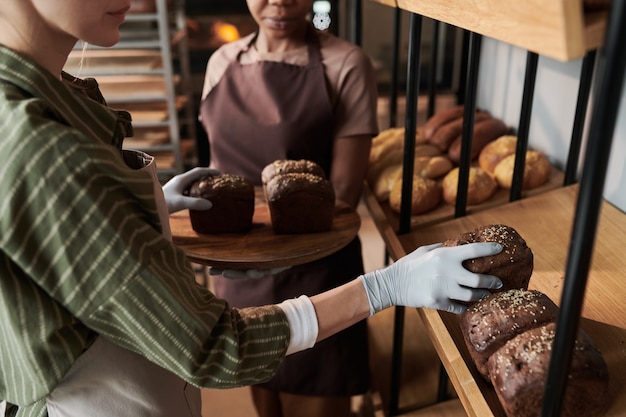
254, 26, 308, 53
0, 20, 74, 78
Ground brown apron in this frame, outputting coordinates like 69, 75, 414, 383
45, 151, 201, 416
200, 29, 369, 396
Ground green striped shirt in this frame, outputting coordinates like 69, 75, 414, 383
0, 46, 290, 417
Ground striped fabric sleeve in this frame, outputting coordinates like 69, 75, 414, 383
0, 114, 291, 410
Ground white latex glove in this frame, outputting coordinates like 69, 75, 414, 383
162, 167, 219, 213
360, 242, 504, 315
209, 266, 292, 280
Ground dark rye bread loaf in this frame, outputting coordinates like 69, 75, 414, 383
261, 159, 326, 185
187, 174, 255, 234
442, 224, 533, 292
265, 172, 335, 234
488, 322, 610, 417
459, 289, 559, 380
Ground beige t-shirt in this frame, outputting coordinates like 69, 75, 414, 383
201, 31, 379, 139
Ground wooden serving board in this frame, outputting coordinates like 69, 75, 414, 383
169, 204, 361, 270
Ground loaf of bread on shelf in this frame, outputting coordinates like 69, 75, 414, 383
388, 174, 441, 215
442, 224, 534, 292
447, 117, 511, 164
493, 149, 551, 190
423, 104, 466, 141
368, 142, 441, 188
372, 155, 453, 202
429, 110, 491, 152
488, 322, 610, 417
187, 174, 255, 234
264, 171, 335, 234
442, 166, 498, 206
478, 134, 518, 174
369, 127, 429, 166
459, 289, 559, 380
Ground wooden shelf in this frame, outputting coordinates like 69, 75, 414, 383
369, 0, 607, 61
367, 167, 565, 233
363, 184, 626, 417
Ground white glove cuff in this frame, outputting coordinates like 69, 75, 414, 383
359, 271, 393, 316
277, 296, 318, 355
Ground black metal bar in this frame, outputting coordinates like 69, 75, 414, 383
351, 0, 362, 46
455, 32, 482, 219
428, 21, 441, 118
436, 364, 449, 402
389, 7, 402, 128
541, 1, 626, 416
388, 306, 405, 416
564, 50, 597, 186
389, 13, 423, 417
456, 30, 470, 105
398, 13, 423, 234
509, 51, 538, 201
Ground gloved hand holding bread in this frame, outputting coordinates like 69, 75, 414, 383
360, 241, 504, 315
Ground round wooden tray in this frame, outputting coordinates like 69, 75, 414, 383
169, 204, 361, 269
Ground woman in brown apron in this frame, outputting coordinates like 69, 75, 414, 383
200, 1, 379, 415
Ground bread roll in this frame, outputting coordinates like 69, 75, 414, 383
442, 166, 497, 206
423, 105, 465, 141
493, 150, 551, 190
389, 175, 441, 215
478, 134, 518, 174
369, 127, 427, 166
448, 117, 510, 164
367, 144, 441, 188
372, 156, 453, 201
429, 111, 491, 152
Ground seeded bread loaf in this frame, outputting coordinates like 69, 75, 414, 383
488, 322, 610, 417
459, 289, 559, 380
264, 172, 335, 234
442, 224, 534, 292
261, 159, 326, 185
187, 174, 255, 234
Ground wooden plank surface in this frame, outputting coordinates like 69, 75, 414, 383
170, 203, 361, 270
391, 0, 606, 61
366, 168, 564, 236
398, 185, 626, 417
368, 0, 398, 7
398, 184, 625, 328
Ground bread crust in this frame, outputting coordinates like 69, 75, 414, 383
442, 224, 534, 292
442, 166, 498, 206
459, 289, 558, 379
265, 172, 335, 234
478, 134, 518, 174
388, 175, 441, 215
488, 322, 609, 417
187, 174, 255, 234
494, 150, 551, 190
448, 117, 510, 164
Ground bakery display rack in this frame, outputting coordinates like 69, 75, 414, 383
64, 0, 196, 181
358, 1, 624, 416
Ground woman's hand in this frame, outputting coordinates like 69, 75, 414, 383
360, 242, 504, 315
